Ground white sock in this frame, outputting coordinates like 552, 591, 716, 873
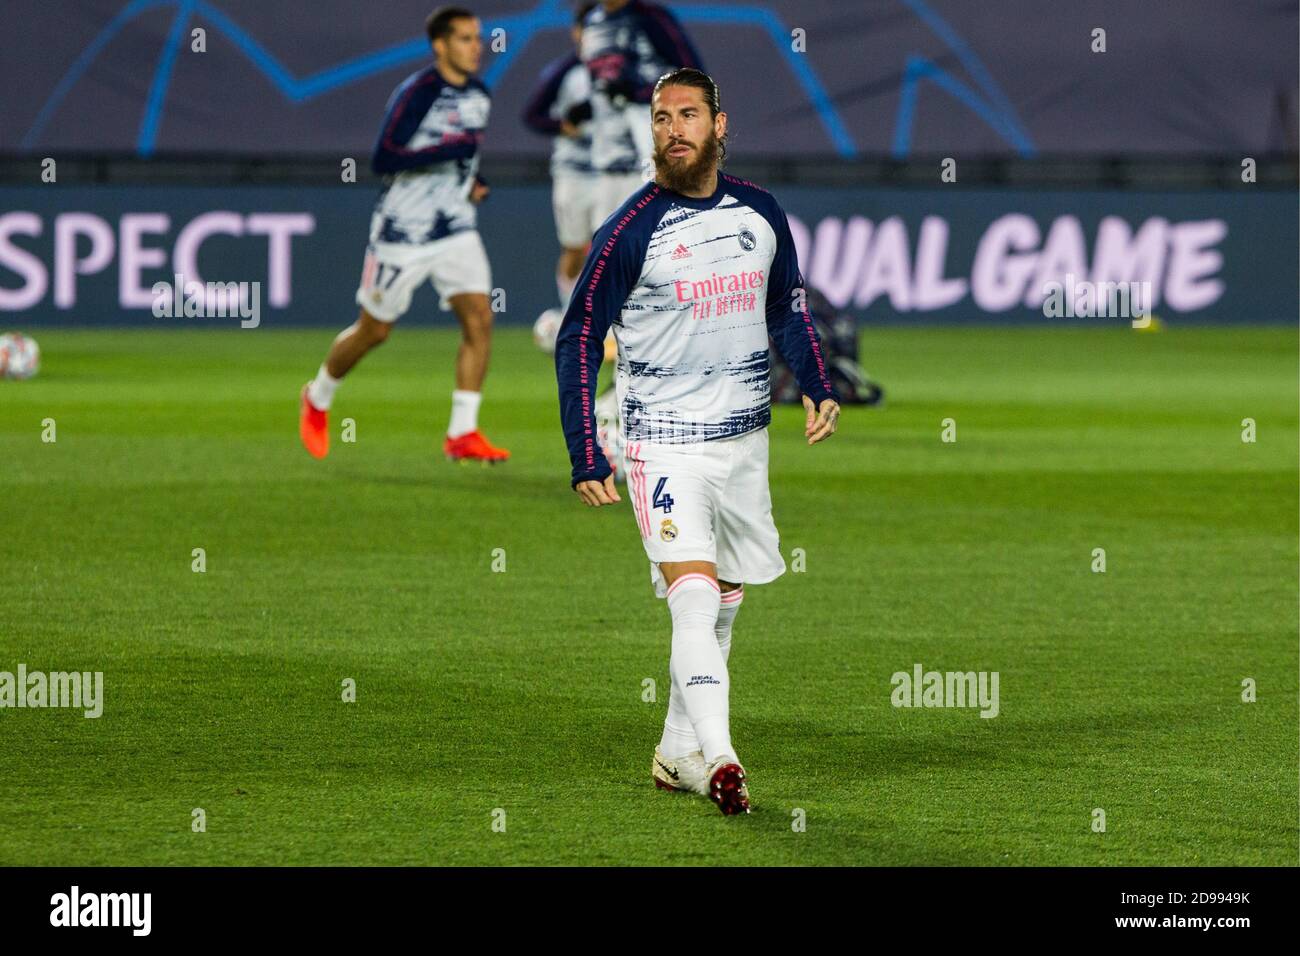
660, 677, 700, 758
716, 585, 744, 663
448, 389, 481, 438
307, 365, 339, 411
660, 583, 742, 758
665, 574, 735, 764
557, 270, 578, 307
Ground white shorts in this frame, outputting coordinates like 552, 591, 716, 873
593, 171, 650, 226
553, 173, 602, 249
355, 228, 492, 321
624, 428, 787, 599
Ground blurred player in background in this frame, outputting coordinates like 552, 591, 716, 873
581, 0, 703, 222
300, 6, 509, 464
522, 2, 600, 310
555, 68, 840, 815
537, 1, 699, 479
566, 1, 704, 480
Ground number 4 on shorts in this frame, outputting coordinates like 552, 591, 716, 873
652, 477, 674, 513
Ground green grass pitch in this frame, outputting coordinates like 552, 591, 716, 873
1, 325, 1296, 866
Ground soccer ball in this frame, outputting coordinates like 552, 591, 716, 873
532, 308, 563, 355
0, 332, 40, 380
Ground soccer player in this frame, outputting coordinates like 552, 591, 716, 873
580, 0, 703, 223
554, 68, 841, 816
522, 2, 599, 309
299, 6, 509, 463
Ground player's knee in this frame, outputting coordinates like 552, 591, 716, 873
461, 308, 493, 345
666, 574, 722, 629
358, 313, 391, 346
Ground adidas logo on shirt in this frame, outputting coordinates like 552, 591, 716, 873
670, 243, 692, 260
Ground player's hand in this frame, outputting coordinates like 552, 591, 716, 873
559, 120, 581, 138
803, 395, 840, 445
575, 474, 622, 507
564, 101, 593, 126
470, 181, 490, 203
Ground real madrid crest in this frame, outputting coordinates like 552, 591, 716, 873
659, 519, 678, 542
738, 226, 756, 251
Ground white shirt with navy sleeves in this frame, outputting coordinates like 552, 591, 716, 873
555, 173, 837, 487
369, 66, 491, 245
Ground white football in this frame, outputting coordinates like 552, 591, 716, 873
0, 332, 40, 380
532, 308, 563, 355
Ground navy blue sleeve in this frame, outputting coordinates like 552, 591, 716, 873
371, 74, 480, 175
522, 55, 576, 136
555, 206, 651, 487
635, 5, 703, 100
764, 200, 837, 406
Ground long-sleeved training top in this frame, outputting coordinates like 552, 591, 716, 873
369, 64, 491, 244
556, 173, 838, 487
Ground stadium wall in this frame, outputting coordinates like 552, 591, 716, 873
7, 0, 1296, 159
0, 184, 1294, 327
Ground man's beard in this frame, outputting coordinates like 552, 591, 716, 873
653, 129, 721, 194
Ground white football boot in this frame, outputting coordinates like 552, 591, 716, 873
651, 746, 709, 796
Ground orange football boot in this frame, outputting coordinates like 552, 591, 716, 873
443, 429, 509, 463
299, 384, 329, 459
